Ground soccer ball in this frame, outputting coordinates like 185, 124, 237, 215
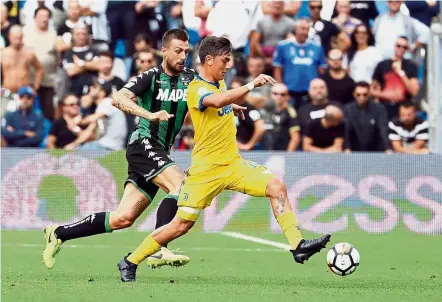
327, 242, 360, 276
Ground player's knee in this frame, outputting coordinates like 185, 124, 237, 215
109, 212, 135, 230
266, 178, 287, 199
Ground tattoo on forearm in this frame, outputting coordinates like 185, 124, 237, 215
131, 196, 150, 218
276, 193, 287, 216
113, 89, 151, 119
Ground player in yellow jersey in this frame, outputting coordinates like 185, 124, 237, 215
117, 36, 331, 282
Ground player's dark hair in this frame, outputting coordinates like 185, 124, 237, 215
354, 81, 370, 90
198, 36, 232, 64
99, 50, 114, 61
162, 29, 189, 47
34, 6, 52, 18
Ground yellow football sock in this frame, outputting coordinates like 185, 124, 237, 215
276, 212, 303, 250
127, 234, 161, 265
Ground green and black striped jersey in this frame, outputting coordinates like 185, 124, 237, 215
124, 65, 195, 151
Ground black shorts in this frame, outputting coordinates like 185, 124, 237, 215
125, 137, 175, 200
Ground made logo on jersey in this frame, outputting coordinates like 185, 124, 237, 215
156, 88, 187, 102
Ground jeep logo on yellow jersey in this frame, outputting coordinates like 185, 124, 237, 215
156, 89, 188, 102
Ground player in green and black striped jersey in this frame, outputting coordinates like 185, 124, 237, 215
42, 29, 194, 275
125, 64, 194, 150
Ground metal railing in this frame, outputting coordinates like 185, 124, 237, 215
427, 22, 442, 153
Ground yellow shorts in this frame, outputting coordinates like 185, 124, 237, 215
177, 156, 274, 221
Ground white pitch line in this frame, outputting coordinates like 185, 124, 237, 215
1, 243, 286, 253
220, 232, 291, 251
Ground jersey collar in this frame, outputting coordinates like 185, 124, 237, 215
196, 74, 219, 88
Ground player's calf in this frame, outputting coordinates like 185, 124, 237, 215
265, 177, 331, 263
109, 211, 136, 229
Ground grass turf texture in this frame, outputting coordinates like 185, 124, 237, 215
3, 151, 441, 300
2, 230, 441, 302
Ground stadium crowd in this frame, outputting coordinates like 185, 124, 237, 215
1, 0, 440, 154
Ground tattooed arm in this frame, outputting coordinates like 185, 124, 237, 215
111, 88, 173, 122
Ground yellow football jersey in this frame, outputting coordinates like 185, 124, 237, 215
187, 75, 238, 166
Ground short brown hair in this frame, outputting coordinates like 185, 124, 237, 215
198, 36, 232, 64
162, 29, 189, 47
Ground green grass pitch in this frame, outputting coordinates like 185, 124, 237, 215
2, 229, 441, 302
2, 151, 441, 301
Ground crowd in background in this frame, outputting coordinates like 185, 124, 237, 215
1, 0, 440, 154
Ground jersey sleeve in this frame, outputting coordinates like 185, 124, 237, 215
288, 108, 300, 132
123, 70, 155, 97
188, 81, 213, 112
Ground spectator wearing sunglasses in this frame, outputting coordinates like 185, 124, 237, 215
344, 82, 391, 152
320, 48, 355, 105
371, 36, 420, 120
46, 94, 94, 149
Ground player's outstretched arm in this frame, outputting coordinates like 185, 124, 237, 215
202, 74, 276, 109
112, 88, 173, 122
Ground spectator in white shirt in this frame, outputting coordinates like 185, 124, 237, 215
373, 0, 430, 60
75, 81, 127, 151
347, 23, 382, 83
